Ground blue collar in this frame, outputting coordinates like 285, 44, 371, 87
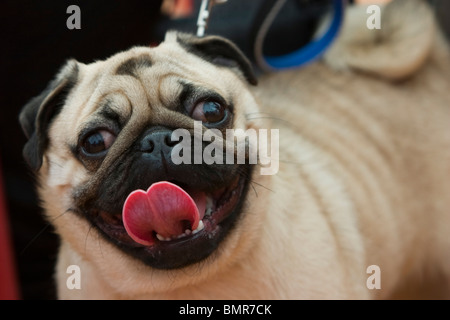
257, 0, 346, 71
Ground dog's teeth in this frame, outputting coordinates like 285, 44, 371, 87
156, 234, 166, 241
206, 196, 214, 208
205, 196, 214, 216
156, 221, 205, 241
156, 233, 173, 241
192, 220, 205, 234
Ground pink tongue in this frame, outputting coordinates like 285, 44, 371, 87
122, 181, 206, 246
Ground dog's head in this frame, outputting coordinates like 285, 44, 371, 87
20, 32, 273, 293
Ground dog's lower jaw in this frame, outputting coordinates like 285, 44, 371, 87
55, 235, 370, 300
88, 169, 252, 270
54, 161, 373, 300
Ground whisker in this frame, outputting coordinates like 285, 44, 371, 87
47, 160, 64, 169
19, 223, 52, 256
266, 157, 303, 165
245, 111, 274, 116
97, 230, 105, 259
245, 111, 302, 130
246, 115, 295, 125
84, 224, 95, 254
245, 111, 286, 119
248, 179, 275, 193
250, 182, 258, 198
236, 165, 275, 194
20, 208, 71, 255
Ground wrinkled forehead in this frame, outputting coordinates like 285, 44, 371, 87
72, 41, 234, 122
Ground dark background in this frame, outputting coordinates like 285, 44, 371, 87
1, 0, 449, 300
1, 0, 165, 300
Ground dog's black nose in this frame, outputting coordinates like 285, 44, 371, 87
140, 127, 179, 158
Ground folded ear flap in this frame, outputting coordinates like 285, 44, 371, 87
19, 60, 79, 171
174, 32, 258, 86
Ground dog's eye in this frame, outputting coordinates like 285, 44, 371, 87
192, 101, 226, 124
82, 130, 116, 155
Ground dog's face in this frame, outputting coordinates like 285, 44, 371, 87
20, 32, 270, 291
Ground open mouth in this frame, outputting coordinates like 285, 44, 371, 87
90, 167, 251, 269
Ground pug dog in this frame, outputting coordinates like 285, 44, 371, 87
20, 0, 450, 299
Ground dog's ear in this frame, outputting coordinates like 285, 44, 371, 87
173, 32, 258, 86
19, 59, 79, 171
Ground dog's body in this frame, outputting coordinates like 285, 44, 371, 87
20, 0, 450, 299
